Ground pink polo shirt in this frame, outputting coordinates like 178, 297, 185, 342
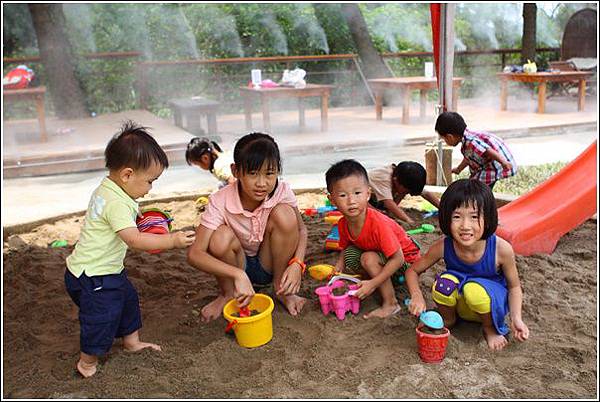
200, 180, 298, 256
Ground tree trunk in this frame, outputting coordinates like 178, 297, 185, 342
28, 4, 88, 119
521, 3, 537, 64
340, 4, 392, 79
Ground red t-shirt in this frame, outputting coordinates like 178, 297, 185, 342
338, 207, 420, 263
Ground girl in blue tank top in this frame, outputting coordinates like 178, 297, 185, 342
405, 179, 529, 350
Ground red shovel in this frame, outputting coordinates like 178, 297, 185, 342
225, 306, 251, 333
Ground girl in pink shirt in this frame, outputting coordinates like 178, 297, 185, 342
187, 132, 308, 322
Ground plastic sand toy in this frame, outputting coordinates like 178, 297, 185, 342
315, 275, 361, 320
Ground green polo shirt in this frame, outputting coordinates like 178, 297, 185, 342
66, 177, 139, 277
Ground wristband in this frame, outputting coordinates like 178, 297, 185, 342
288, 257, 306, 275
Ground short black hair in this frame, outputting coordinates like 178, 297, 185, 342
434, 111, 467, 137
393, 161, 427, 195
105, 120, 169, 171
185, 137, 223, 170
438, 179, 497, 240
325, 159, 369, 192
233, 132, 281, 174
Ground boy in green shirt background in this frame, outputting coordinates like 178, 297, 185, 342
65, 121, 195, 378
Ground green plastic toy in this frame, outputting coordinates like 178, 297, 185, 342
406, 224, 435, 235
50, 239, 68, 248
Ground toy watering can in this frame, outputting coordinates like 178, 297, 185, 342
406, 224, 435, 235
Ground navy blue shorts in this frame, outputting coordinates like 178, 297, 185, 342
64, 269, 142, 356
244, 255, 273, 286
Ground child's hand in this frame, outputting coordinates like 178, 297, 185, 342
501, 160, 512, 171
408, 294, 427, 317
171, 231, 196, 248
511, 318, 530, 342
353, 279, 376, 300
234, 272, 255, 307
451, 166, 461, 175
276, 263, 302, 296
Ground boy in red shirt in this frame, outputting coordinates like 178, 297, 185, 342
325, 159, 421, 318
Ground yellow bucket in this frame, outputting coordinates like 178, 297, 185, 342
223, 293, 275, 348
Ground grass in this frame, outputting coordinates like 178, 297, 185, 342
456, 161, 568, 196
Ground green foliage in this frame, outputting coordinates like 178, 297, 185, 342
456, 161, 568, 196
3, 3, 586, 117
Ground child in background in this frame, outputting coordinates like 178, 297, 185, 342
187, 132, 308, 322
368, 161, 440, 225
65, 121, 196, 377
325, 159, 421, 319
435, 111, 517, 190
186, 137, 235, 188
405, 179, 529, 350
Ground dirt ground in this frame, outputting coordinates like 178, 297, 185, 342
2, 193, 598, 398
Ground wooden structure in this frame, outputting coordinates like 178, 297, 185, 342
168, 97, 219, 135
561, 8, 597, 60
3, 86, 48, 142
239, 84, 334, 132
497, 71, 593, 113
368, 77, 463, 124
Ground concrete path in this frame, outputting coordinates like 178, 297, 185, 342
2, 127, 597, 227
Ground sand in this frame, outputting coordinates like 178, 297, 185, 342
2, 193, 598, 398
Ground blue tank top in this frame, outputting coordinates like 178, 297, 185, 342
443, 234, 510, 335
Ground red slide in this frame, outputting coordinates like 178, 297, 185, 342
496, 140, 597, 256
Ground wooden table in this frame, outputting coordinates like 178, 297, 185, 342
368, 77, 464, 124
239, 84, 334, 132
497, 71, 593, 113
3, 86, 48, 141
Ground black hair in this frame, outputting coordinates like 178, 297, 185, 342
185, 137, 223, 171
434, 111, 467, 138
438, 179, 497, 240
393, 161, 427, 195
325, 159, 369, 192
233, 132, 281, 174
105, 120, 169, 171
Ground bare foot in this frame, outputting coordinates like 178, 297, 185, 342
277, 294, 307, 316
124, 341, 162, 353
201, 295, 231, 323
363, 303, 401, 319
76, 359, 97, 378
483, 326, 508, 350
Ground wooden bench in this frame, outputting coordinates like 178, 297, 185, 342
168, 97, 219, 135
3, 86, 48, 142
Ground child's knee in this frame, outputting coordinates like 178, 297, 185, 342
432, 274, 460, 307
268, 204, 297, 233
360, 251, 381, 269
462, 282, 491, 314
208, 225, 240, 257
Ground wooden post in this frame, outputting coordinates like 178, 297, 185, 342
500, 79, 507, 111
537, 82, 546, 113
261, 95, 271, 133
425, 143, 453, 186
320, 91, 329, 132
578, 79, 586, 111
401, 89, 410, 124
374, 91, 383, 120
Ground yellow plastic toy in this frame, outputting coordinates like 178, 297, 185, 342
195, 196, 209, 207
308, 264, 335, 280
223, 293, 274, 348
308, 264, 361, 281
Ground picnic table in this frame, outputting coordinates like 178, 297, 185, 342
497, 71, 593, 113
239, 84, 334, 132
3, 86, 48, 141
368, 77, 464, 124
